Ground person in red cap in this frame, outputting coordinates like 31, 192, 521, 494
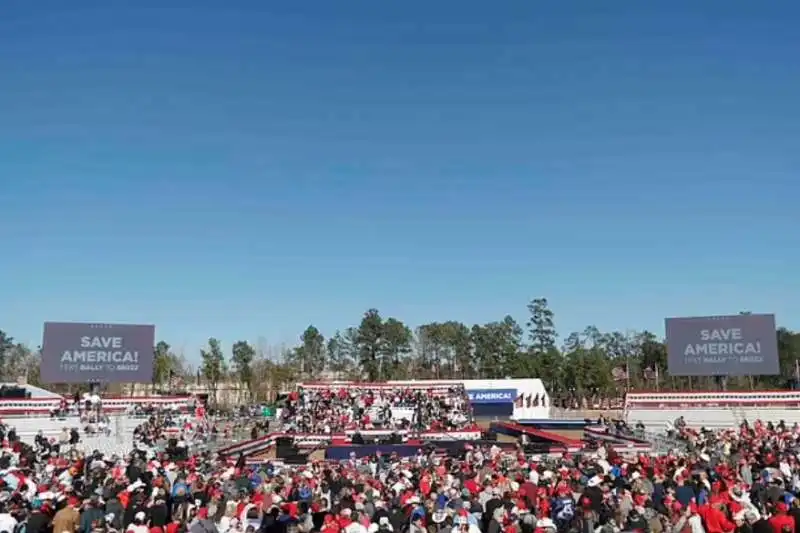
165, 514, 182, 533
187, 508, 219, 533
52, 496, 81, 533
321, 514, 341, 533
698, 500, 735, 533
769, 502, 795, 533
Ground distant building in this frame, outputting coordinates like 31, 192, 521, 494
123, 380, 250, 407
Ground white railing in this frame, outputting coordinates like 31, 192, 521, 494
625, 391, 800, 430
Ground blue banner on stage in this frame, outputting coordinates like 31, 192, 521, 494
326, 444, 419, 460
467, 389, 517, 404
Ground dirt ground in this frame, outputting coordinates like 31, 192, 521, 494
476, 419, 495, 430
309, 449, 326, 462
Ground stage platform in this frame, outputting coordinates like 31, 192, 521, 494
219, 419, 653, 465
512, 419, 652, 453
217, 427, 482, 458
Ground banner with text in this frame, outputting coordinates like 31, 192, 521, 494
41, 322, 156, 384
467, 389, 517, 404
665, 314, 778, 376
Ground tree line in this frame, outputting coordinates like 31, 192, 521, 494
2, 298, 799, 402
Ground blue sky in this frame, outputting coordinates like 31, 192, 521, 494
1, 1, 798, 361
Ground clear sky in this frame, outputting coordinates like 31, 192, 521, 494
1, 1, 798, 360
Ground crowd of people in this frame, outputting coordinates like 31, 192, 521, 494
3, 389, 800, 533
278, 387, 472, 434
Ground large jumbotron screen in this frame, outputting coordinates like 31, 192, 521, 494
40, 322, 155, 384
665, 313, 778, 376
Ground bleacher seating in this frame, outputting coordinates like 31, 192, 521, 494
292, 382, 471, 431
9, 414, 137, 453
0, 385, 194, 457
300, 379, 551, 422
625, 391, 800, 430
81, 427, 136, 456
628, 408, 738, 430
365, 406, 415, 423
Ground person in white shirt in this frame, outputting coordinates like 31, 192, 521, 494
368, 517, 394, 533
344, 517, 367, 533
0, 502, 18, 533
535, 518, 557, 533
450, 516, 481, 533
126, 511, 149, 533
